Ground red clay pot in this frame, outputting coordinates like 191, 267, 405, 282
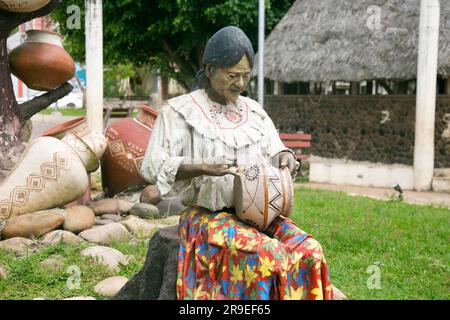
41, 117, 90, 139
9, 30, 75, 91
101, 104, 159, 196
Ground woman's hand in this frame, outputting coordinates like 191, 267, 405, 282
276, 151, 298, 179
176, 163, 238, 180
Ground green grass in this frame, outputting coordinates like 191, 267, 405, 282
291, 187, 450, 300
0, 238, 150, 300
38, 108, 87, 117
38, 109, 139, 118
0, 188, 448, 300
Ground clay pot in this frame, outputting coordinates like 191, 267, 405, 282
9, 30, 75, 91
42, 117, 98, 206
0, 137, 89, 220
0, 132, 106, 221
42, 117, 90, 140
101, 105, 159, 196
62, 132, 107, 173
0, 0, 51, 12
233, 163, 294, 231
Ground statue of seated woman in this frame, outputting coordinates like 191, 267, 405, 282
140, 26, 334, 300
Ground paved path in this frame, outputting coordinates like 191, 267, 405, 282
295, 183, 450, 209
297, 182, 450, 208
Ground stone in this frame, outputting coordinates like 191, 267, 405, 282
114, 187, 142, 203
63, 205, 95, 234
130, 203, 160, 219
80, 246, 127, 273
0, 264, 7, 279
94, 276, 129, 297
139, 185, 161, 205
1, 211, 65, 239
113, 226, 178, 300
78, 223, 130, 245
333, 286, 348, 300
154, 215, 181, 225
95, 219, 116, 226
156, 199, 185, 217
39, 254, 66, 272
101, 214, 122, 222
120, 216, 158, 238
0, 237, 38, 256
63, 296, 96, 300
117, 199, 135, 214
41, 230, 85, 245
90, 199, 119, 216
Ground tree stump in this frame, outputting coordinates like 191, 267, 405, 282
112, 225, 179, 300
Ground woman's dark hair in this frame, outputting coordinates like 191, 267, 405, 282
192, 26, 255, 91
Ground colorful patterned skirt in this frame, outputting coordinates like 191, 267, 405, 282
176, 206, 334, 300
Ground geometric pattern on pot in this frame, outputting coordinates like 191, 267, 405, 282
106, 128, 145, 174
242, 165, 283, 215
0, 152, 69, 220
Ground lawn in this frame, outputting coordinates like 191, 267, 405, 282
0, 187, 448, 300
292, 187, 450, 300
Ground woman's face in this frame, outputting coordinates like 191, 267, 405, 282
207, 55, 251, 104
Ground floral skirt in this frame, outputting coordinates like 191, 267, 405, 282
176, 206, 334, 300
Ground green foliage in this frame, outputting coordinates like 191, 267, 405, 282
51, 0, 296, 90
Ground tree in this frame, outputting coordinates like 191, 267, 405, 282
52, 0, 295, 90
0, 0, 73, 174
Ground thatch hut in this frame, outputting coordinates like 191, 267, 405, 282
256, 0, 450, 192
260, 0, 450, 94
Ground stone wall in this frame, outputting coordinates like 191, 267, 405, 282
265, 95, 450, 168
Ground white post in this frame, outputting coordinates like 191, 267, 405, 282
258, 0, 265, 107
85, 0, 103, 133
414, 0, 440, 191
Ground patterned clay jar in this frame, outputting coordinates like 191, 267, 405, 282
233, 163, 294, 231
0, 136, 89, 220
42, 117, 94, 206
101, 104, 159, 196
9, 30, 75, 91
0, 0, 51, 12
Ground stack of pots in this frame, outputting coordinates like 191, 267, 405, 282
101, 104, 159, 196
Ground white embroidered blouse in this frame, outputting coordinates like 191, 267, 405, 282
140, 89, 287, 212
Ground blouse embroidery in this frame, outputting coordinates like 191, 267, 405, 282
191, 94, 249, 129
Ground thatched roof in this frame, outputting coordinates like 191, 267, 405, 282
258, 0, 450, 82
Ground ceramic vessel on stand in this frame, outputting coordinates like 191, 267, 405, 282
233, 163, 294, 231
9, 30, 75, 91
101, 104, 159, 196
0, 0, 51, 12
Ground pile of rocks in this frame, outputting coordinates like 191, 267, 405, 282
0, 186, 184, 300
